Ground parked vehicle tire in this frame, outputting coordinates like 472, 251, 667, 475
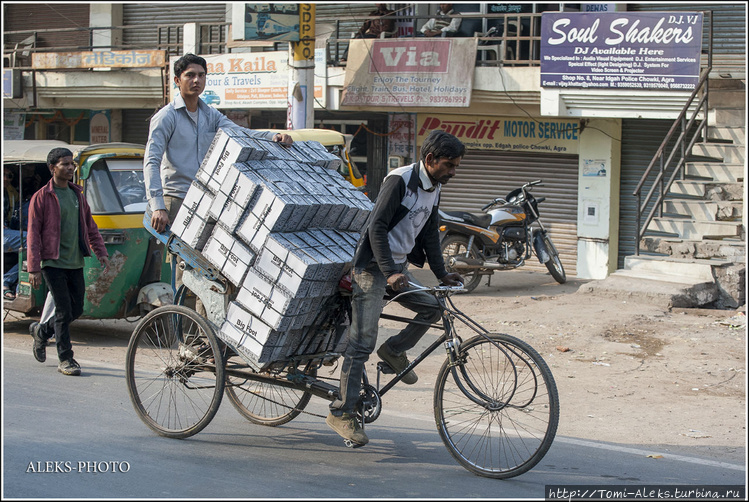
441, 235, 483, 292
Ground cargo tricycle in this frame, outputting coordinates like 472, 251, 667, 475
125, 213, 559, 479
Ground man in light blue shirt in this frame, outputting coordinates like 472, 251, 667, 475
144, 53, 291, 234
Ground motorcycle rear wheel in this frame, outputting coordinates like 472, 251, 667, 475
441, 235, 483, 292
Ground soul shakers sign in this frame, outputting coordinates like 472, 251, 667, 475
540, 12, 702, 90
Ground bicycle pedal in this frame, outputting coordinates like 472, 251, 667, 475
376, 361, 395, 375
343, 439, 365, 449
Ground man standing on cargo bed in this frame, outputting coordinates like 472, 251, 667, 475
144, 53, 291, 287
327, 130, 465, 446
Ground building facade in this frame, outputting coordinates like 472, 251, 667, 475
3, 2, 746, 291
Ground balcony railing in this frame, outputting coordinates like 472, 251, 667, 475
327, 13, 542, 67
4, 12, 542, 70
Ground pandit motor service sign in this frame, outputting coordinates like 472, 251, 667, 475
540, 11, 703, 91
417, 114, 580, 154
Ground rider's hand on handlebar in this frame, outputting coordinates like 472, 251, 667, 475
151, 209, 169, 234
387, 273, 409, 292
439, 272, 464, 287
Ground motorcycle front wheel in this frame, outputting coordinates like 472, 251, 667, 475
543, 235, 566, 284
441, 235, 483, 292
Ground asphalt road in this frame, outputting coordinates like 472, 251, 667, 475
2, 337, 745, 499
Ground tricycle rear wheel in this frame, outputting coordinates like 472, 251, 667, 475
126, 305, 225, 439
224, 364, 314, 426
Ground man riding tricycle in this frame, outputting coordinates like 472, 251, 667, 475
2, 140, 172, 320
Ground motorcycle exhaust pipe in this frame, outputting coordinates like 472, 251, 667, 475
449, 257, 507, 270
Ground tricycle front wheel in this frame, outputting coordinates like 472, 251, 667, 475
434, 333, 558, 479
126, 305, 225, 439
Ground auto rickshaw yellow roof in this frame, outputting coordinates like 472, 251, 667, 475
74, 142, 145, 163
3, 140, 73, 163
256, 128, 352, 147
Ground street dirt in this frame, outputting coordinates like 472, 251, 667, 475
3, 269, 746, 461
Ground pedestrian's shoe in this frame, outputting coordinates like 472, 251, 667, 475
326, 412, 369, 446
377, 343, 418, 384
58, 358, 81, 376
29, 322, 46, 363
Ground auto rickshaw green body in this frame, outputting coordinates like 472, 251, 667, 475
3, 141, 172, 319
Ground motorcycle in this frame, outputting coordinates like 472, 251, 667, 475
438, 180, 566, 293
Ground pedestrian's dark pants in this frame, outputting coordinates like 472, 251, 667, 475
330, 261, 441, 416
40, 267, 85, 362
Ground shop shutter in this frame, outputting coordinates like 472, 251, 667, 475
122, 109, 158, 145
4, 3, 90, 50
122, 3, 228, 53
630, 4, 746, 77
618, 119, 678, 268
440, 150, 578, 276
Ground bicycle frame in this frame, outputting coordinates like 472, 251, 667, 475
366, 286, 518, 412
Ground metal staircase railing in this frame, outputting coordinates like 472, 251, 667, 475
633, 12, 714, 256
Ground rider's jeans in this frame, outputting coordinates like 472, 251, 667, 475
330, 261, 441, 416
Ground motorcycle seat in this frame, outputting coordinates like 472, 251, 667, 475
440, 210, 492, 229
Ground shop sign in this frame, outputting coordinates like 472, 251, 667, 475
540, 12, 702, 91
418, 114, 579, 154
32, 50, 166, 69
90, 111, 110, 144
388, 114, 416, 160
342, 38, 476, 107
169, 50, 326, 109
231, 3, 300, 41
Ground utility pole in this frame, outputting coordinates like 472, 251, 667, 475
288, 4, 315, 130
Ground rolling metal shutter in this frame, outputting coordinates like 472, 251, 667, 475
122, 109, 159, 145
122, 3, 228, 52
630, 3, 746, 77
618, 119, 676, 268
3, 3, 90, 50
440, 150, 578, 276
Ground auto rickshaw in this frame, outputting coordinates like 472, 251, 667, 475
257, 128, 366, 189
2, 140, 172, 319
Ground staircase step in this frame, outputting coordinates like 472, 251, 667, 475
685, 162, 744, 182
708, 108, 746, 127
670, 180, 744, 200
691, 143, 745, 164
705, 126, 745, 145
647, 218, 742, 239
663, 200, 743, 221
624, 255, 725, 282
707, 89, 747, 109
577, 273, 718, 308
640, 236, 746, 262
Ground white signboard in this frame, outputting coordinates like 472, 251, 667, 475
342, 38, 477, 108
169, 49, 326, 109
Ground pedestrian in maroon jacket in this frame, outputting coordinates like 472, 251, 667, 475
27, 147, 109, 376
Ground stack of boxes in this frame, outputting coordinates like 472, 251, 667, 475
171, 127, 372, 370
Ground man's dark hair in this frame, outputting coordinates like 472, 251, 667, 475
47, 147, 74, 168
174, 53, 207, 78
420, 130, 465, 162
